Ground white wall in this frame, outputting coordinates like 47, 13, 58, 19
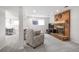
0, 8, 5, 49
69, 7, 79, 44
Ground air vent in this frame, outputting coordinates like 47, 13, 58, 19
64, 6, 69, 8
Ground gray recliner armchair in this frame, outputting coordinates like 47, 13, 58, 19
25, 29, 44, 49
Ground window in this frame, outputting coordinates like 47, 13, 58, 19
32, 21, 38, 25
32, 19, 45, 25
38, 20, 44, 25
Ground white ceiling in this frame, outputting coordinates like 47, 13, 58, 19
1, 6, 65, 18
23, 6, 64, 17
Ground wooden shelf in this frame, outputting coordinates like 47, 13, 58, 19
54, 21, 65, 24
51, 33, 69, 41
52, 10, 70, 41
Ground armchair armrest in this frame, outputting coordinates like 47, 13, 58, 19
33, 33, 44, 42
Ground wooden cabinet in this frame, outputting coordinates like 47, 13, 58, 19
51, 10, 70, 41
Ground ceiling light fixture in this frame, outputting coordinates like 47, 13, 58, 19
56, 10, 59, 13
33, 9, 37, 13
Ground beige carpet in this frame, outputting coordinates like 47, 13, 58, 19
0, 34, 79, 52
